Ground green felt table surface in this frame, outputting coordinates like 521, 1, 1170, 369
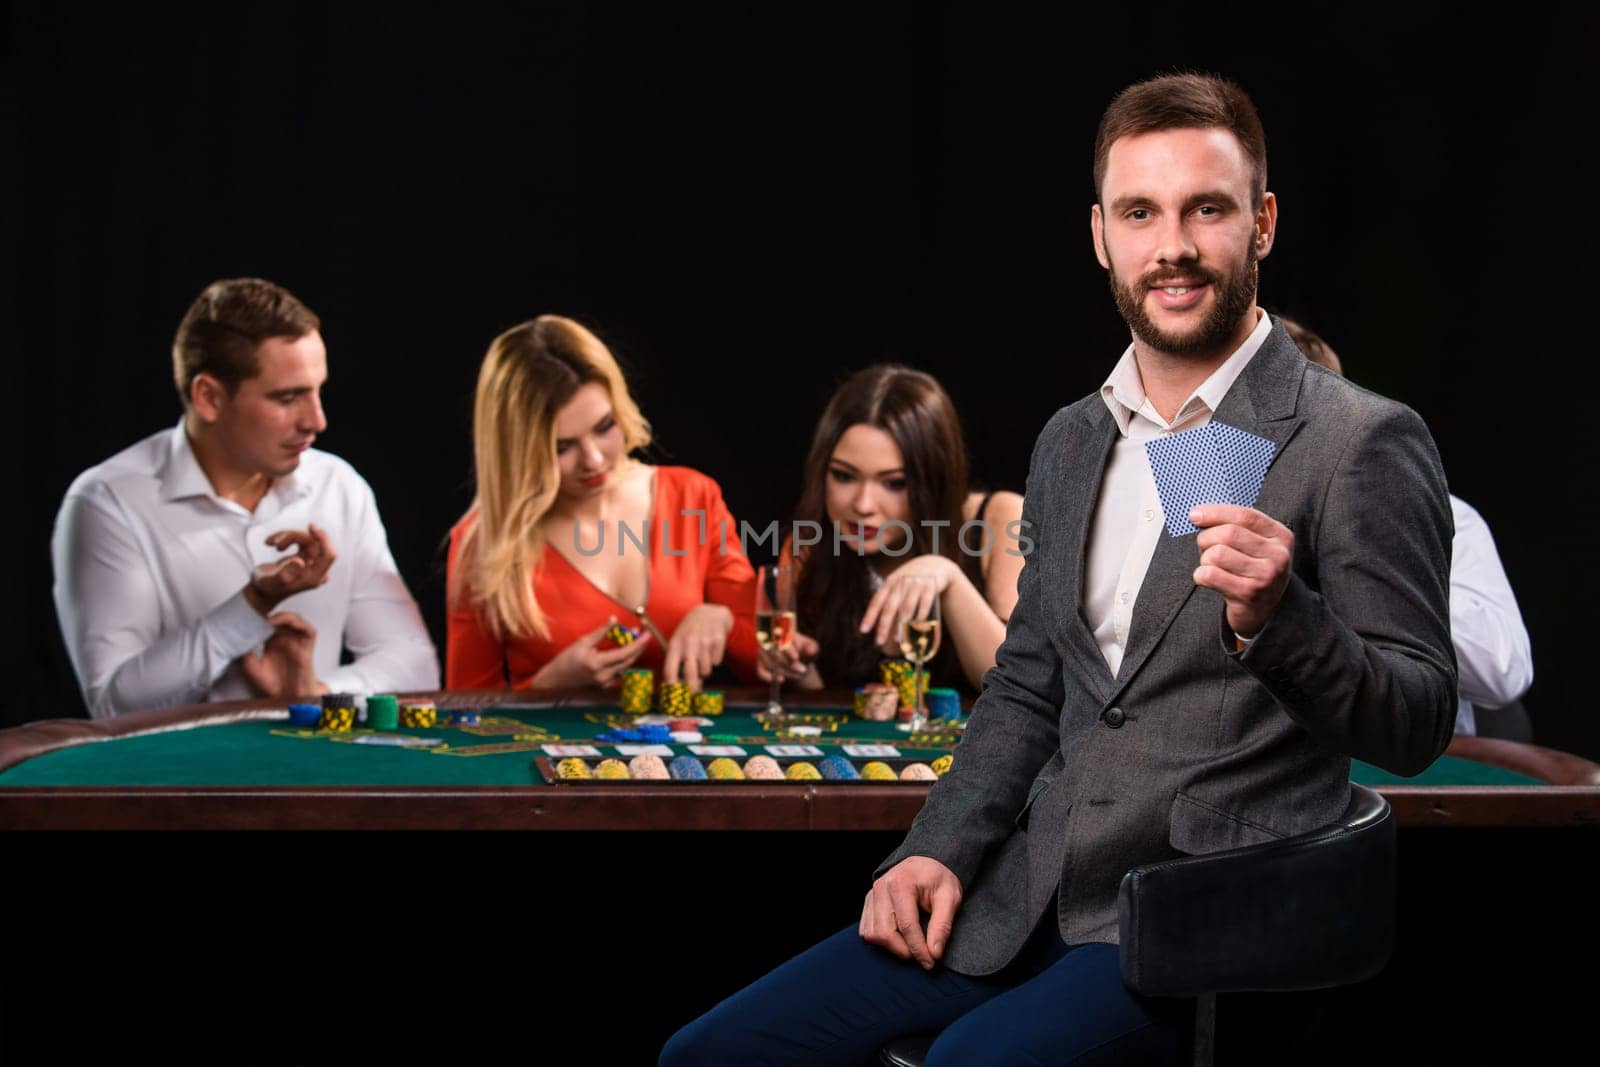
0, 702, 1543, 788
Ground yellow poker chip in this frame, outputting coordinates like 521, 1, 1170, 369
706, 757, 744, 780
317, 707, 355, 731
556, 757, 593, 780
879, 659, 914, 684
860, 761, 897, 781
785, 761, 822, 781
400, 703, 438, 728
658, 682, 692, 714
594, 758, 630, 780
930, 754, 953, 777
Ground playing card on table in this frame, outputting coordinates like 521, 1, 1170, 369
1145, 421, 1276, 536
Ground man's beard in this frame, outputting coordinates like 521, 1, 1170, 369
1107, 243, 1258, 357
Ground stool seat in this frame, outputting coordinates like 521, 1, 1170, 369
878, 783, 1395, 1067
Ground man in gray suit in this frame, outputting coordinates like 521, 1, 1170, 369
662, 72, 1456, 1066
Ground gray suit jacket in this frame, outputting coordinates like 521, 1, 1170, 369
880, 320, 1457, 975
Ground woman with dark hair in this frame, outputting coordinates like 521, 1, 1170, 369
774, 365, 1023, 692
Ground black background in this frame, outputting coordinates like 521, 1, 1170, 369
6, 1, 1599, 756
4, 5, 1600, 1064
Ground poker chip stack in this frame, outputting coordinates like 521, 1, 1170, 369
668, 755, 707, 780
628, 753, 670, 779
604, 624, 639, 647
785, 762, 821, 781
693, 690, 724, 717
927, 688, 961, 720
400, 701, 438, 728
621, 669, 654, 714
706, 757, 744, 780
595, 758, 631, 780
899, 763, 937, 781
287, 702, 321, 728
366, 695, 399, 731
318, 693, 357, 732
556, 757, 592, 780
854, 683, 900, 722
658, 682, 692, 716
819, 755, 861, 780
860, 761, 898, 781
742, 755, 784, 780
879, 660, 915, 704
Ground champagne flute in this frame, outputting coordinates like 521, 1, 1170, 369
755, 562, 797, 716
896, 575, 942, 733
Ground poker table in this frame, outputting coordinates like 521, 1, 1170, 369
2, 688, 1597, 829
4, 690, 1597, 1066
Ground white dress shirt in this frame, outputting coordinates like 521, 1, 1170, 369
52, 422, 439, 718
1085, 310, 1273, 676
1448, 495, 1533, 735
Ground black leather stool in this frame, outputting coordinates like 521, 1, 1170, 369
880, 783, 1395, 1067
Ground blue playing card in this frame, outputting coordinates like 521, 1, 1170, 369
1145, 422, 1277, 536
1210, 422, 1276, 509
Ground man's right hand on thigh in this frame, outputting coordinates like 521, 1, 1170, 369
859, 856, 963, 971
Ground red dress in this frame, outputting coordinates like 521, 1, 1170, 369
446, 466, 761, 688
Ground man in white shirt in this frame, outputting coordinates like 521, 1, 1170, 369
1280, 316, 1534, 737
52, 278, 439, 719
663, 72, 1457, 1064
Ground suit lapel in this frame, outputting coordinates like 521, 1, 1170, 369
1103, 322, 1307, 706
1055, 404, 1119, 692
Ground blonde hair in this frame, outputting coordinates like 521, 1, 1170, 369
452, 315, 652, 638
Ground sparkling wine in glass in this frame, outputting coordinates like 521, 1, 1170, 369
756, 563, 797, 716
896, 576, 942, 733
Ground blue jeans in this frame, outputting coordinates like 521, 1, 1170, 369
660, 920, 1188, 1066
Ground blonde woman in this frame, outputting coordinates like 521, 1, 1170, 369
446, 316, 760, 690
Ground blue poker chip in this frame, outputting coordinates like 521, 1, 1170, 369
637, 725, 673, 743
287, 703, 321, 727
595, 728, 645, 743
818, 755, 861, 780
668, 756, 708, 780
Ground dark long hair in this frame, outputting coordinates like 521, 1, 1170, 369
792, 365, 980, 690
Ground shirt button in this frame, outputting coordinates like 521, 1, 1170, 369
1120, 592, 1131, 604
1103, 707, 1126, 729
1144, 509, 1155, 522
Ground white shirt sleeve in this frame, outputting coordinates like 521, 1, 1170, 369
52, 484, 273, 719
317, 479, 440, 694
1449, 496, 1533, 709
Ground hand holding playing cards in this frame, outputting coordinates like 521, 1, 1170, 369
1190, 504, 1294, 639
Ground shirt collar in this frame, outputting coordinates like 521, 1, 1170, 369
1099, 308, 1272, 436
158, 421, 216, 503
157, 420, 311, 508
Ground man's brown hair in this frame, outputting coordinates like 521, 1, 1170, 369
172, 278, 321, 405
1093, 72, 1268, 208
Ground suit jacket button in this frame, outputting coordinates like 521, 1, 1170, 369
1103, 707, 1126, 729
